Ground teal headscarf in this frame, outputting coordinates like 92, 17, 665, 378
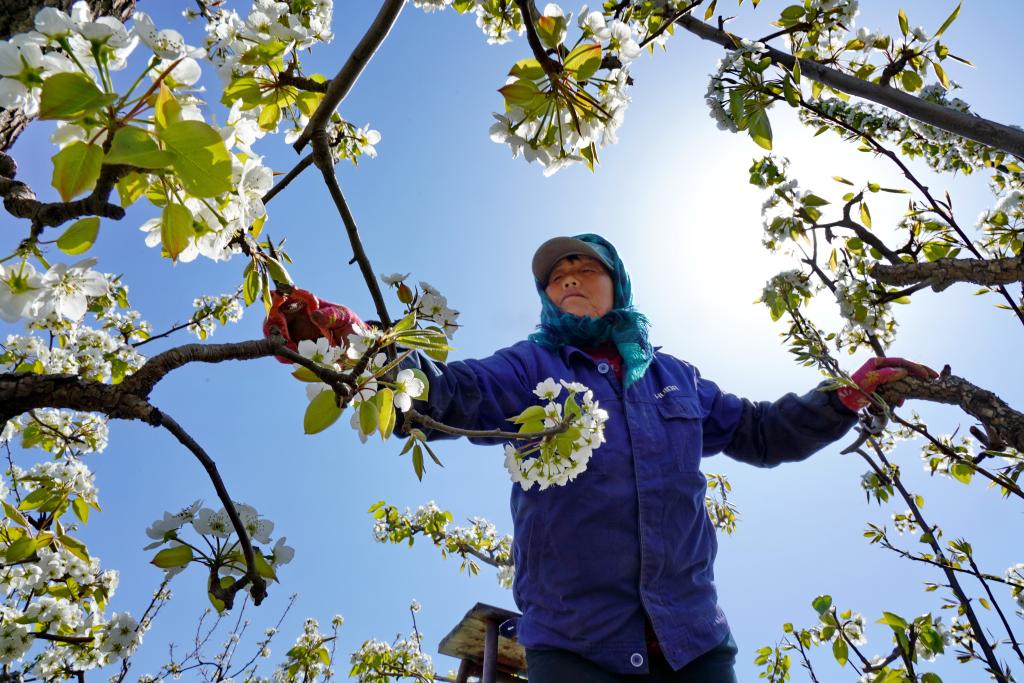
528, 234, 654, 388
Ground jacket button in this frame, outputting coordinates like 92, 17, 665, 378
597, 362, 610, 374
630, 653, 644, 668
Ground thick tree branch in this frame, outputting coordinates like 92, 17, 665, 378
1, 336, 287, 424
122, 336, 285, 398
1, 158, 130, 232
675, 14, 1024, 159
157, 411, 267, 609
879, 375, 1024, 453
292, 0, 406, 153
870, 255, 1024, 291
798, 97, 1024, 326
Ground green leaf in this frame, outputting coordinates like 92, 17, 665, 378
105, 126, 175, 169
116, 172, 148, 207
72, 496, 91, 523
359, 398, 378, 437
263, 255, 293, 286
949, 461, 973, 483
535, 15, 565, 49
564, 43, 602, 82
38, 72, 114, 120
51, 141, 103, 201
802, 194, 830, 207
56, 217, 100, 255
161, 203, 194, 262
222, 76, 262, 108
859, 201, 872, 228
898, 8, 909, 37
258, 102, 281, 131
704, 0, 717, 20
878, 611, 909, 631
832, 637, 848, 666
377, 387, 395, 440
158, 120, 233, 197
253, 552, 278, 581
901, 70, 923, 92
747, 109, 773, 150
499, 80, 541, 107
412, 443, 425, 481
154, 83, 182, 129
921, 674, 943, 683
933, 2, 961, 38
151, 545, 194, 569
304, 390, 342, 434
58, 534, 89, 562
5, 533, 53, 562
509, 58, 545, 79
780, 5, 804, 20
2, 500, 29, 527
812, 594, 832, 614
932, 60, 950, 89
509, 404, 548, 424
18, 488, 49, 511
291, 366, 319, 382
243, 264, 260, 306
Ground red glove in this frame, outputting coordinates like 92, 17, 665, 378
837, 357, 939, 412
263, 287, 364, 364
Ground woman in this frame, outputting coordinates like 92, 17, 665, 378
268, 233, 936, 682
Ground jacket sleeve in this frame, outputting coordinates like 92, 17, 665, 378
399, 346, 537, 445
697, 371, 859, 468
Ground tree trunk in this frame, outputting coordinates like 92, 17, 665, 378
0, 0, 137, 152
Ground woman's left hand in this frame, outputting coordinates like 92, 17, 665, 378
837, 357, 939, 412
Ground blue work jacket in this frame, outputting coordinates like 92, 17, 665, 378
410, 340, 857, 674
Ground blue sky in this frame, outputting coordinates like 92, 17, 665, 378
4, 0, 1023, 680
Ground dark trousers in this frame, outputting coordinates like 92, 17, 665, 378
525, 633, 738, 683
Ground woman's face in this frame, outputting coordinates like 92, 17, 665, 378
544, 255, 614, 318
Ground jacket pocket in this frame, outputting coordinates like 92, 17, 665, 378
655, 397, 704, 472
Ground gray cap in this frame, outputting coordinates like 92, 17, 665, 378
532, 236, 614, 284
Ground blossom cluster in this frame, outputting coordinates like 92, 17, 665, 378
381, 274, 462, 339
485, 3, 637, 175
705, 38, 769, 134
188, 293, 245, 340
413, 0, 525, 45
1007, 564, 1024, 616
349, 632, 434, 683
370, 500, 514, 588
832, 264, 897, 350
145, 500, 294, 580
271, 616, 339, 682
0, 258, 112, 324
0, 452, 144, 674
503, 377, 608, 491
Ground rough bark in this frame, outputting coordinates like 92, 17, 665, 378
871, 255, 1024, 290
0, 336, 285, 424
0, 0, 137, 152
881, 375, 1024, 453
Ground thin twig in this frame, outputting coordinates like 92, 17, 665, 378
156, 410, 267, 609
404, 408, 570, 441
262, 153, 315, 205
293, 0, 406, 152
